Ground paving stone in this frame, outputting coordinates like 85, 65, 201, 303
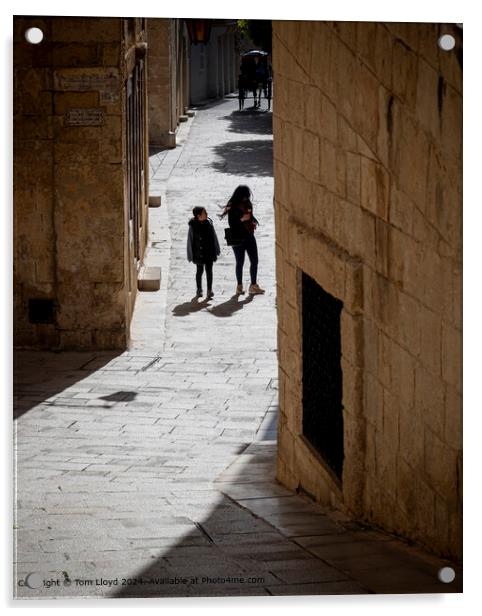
267, 580, 369, 595
270, 565, 350, 585
269, 521, 349, 538
312, 538, 407, 562
188, 586, 271, 597
294, 531, 383, 549
218, 482, 293, 500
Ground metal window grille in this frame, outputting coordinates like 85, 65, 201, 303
302, 272, 344, 480
126, 56, 146, 262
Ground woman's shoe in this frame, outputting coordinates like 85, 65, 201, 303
236, 284, 244, 295
196, 288, 203, 298
207, 289, 214, 298
249, 283, 265, 295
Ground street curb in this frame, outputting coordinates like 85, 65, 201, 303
129, 115, 198, 352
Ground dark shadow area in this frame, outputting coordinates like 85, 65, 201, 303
212, 139, 273, 177
149, 145, 170, 156
109, 438, 462, 599
220, 109, 273, 136
13, 350, 123, 420
191, 95, 240, 111
100, 391, 138, 403
207, 294, 254, 318
171, 296, 213, 317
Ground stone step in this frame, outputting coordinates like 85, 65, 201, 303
148, 195, 161, 208
137, 266, 161, 291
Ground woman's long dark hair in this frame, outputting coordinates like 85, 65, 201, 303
218, 185, 252, 219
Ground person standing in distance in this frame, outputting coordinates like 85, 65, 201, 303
219, 185, 265, 295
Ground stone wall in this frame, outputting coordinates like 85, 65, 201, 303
14, 16, 149, 349
273, 21, 462, 560
148, 19, 189, 148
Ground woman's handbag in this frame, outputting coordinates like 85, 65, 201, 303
224, 228, 243, 246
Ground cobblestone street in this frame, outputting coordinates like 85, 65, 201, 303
14, 98, 461, 599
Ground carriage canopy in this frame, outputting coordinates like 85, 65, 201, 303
238, 50, 272, 110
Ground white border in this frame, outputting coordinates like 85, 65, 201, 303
2, 1, 476, 614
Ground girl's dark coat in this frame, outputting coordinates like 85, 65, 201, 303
187, 218, 221, 264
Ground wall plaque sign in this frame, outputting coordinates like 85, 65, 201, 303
64, 108, 105, 126
54, 68, 120, 103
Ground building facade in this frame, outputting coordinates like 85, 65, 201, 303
147, 19, 190, 148
14, 16, 150, 350
273, 21, 462, 560
189, 21, 238, 105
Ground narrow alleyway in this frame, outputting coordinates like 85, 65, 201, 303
14, 99, 460, 598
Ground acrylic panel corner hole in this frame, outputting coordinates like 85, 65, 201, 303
438, 34, 456, 51
25, 27, 44, 44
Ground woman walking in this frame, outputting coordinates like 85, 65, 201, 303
187, 206, 220, 298
220, 185, 265, 295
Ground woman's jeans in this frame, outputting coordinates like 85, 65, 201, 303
196, 261, 213, 291
232, 234, 258, 285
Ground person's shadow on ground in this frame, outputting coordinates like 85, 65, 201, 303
207, 294, 254, 318
171, 296, 212, 317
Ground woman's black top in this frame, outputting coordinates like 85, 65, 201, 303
227, 201, 259, 241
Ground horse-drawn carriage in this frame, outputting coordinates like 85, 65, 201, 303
238, 50, 272, 111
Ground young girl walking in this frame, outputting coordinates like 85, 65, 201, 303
187, 206, 221, 298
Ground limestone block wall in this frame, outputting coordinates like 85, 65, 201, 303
14, 16, 148, 349
148, 19, 189, 148
273, 21, 462, 560
148, 19, 174, 147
